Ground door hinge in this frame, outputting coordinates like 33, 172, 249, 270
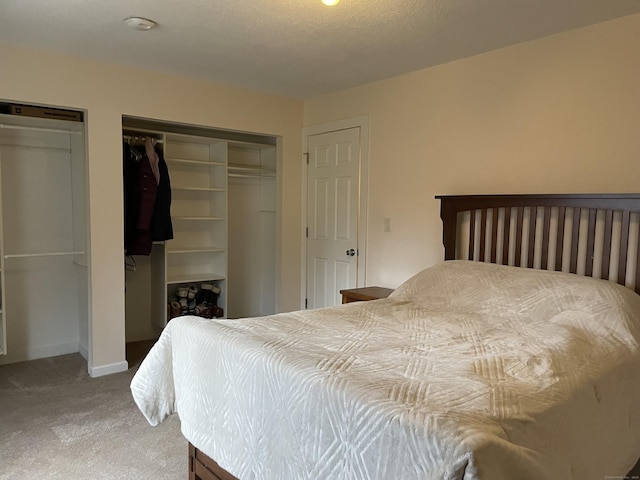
305, 298, 308, 309
303, 152, 309, 164
306, 227, 308, 238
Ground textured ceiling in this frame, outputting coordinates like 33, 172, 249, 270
1, 0, 640, 99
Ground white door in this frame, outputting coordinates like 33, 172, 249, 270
306, 127, 361, 308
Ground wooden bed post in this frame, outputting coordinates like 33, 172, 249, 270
189, 442, 239, 480
189, 443, 196, 480
440, 198, 457, 260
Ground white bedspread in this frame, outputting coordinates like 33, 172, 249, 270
131, 261, 640, 479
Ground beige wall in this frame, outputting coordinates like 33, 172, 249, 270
304, 13, 640, 289
1, 43, 303, 374
3, 12, 640, 372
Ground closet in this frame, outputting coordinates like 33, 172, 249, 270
0, 107, 88, 365
122, 117, 277, 342
227, 144, 276, 318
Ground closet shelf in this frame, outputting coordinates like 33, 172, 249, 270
228, 164, 275, 176
4, 250, 85, 259
0, 123, 82, 135
173, 216, 226, 221
0, 143, 72, 153
167, 247, 225, 254
172, 186, 226, 193
229, 173, 275, 179
166, 157, 226, 167
166, 272, 226, 285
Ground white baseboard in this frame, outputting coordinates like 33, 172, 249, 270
0, 340, 80, 366
89, 360, 128, 378
30, 340, 79, 359
78, 342, 89, 361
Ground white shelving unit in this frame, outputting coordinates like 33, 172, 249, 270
123, 120, 277, 339
163, 134, 228, 322
0, 113, 88, 363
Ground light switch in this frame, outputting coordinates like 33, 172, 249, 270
384, 217, 391, 232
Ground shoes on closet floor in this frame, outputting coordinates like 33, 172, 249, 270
195, 303, 213, 319
168, 283, 223, 320
170, 301, 182, 319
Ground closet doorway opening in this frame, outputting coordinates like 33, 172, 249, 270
122, 116, 279, 358
0, 102, 89, 368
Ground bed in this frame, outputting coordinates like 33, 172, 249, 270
131, 193, 640, 480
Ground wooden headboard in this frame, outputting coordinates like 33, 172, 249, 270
436, 194, 640, 295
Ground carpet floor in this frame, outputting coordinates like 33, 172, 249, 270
7, 345, 640, 480
0, 343, 185, 479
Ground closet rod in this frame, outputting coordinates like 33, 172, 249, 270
229, 173, 275, 179
228, 164, 275, 173
0, 124, 82, 135
0, 142, 72, 153
228, 165, 276, 178
4, 251, 85, 259
123, 134, 164, 144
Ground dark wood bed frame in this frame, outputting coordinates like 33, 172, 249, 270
189, 443, 239, 480
188, 193, 640, 479
437, 193, 640, 295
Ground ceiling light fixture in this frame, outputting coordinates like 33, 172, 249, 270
123, 17, 158, 31
322, 0, 340, 5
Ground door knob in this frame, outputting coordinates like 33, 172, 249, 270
346, 249, 356, 256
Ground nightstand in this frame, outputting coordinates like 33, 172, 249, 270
340, 286, 394, 304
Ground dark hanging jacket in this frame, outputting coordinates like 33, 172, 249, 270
123, 142, 173, 256
151, 148, 173, 242
123, 142, 141, 254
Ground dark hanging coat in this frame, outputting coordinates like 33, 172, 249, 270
123, 142, 173, 256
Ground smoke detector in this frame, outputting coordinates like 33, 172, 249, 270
123, 17, 158, 31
